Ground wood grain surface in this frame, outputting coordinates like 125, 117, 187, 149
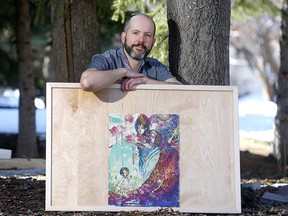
46, 83, 240, 213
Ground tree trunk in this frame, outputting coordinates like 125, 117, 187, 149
50, 0, 100, 82
167, 0, 231, 85
273, 0, 288, 175
15, 0, 38, 158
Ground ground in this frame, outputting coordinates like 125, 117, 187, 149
0, 138, 288, 215
240, 138, 281, 179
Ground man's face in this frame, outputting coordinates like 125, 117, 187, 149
122, 16, 156, 61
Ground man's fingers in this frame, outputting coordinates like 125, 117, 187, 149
121, 78, 133, 91
121, 78, 144, 91
123, 76, 148, 91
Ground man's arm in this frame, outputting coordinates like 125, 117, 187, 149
80, 68, 146, 92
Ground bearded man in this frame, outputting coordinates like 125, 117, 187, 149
80, 13, 181, 92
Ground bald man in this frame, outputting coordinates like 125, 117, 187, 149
80, 13, 181, 92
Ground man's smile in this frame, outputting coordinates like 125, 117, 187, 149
133, 44, 146, 51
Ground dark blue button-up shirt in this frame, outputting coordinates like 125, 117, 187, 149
87, 47, 174, 81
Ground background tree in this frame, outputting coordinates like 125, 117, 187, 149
0, 1, 18, 88
231, 0, 281, 100
0, 0, 51, 158
15, 0, 38, 158
167, 0, 231, 85
273, 0, 288, 175
0, 0, 121, 157
50, 0, 100, 82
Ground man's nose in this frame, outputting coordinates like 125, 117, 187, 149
137, 34, 145, 43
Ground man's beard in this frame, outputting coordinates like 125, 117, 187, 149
124, 40, 151, 61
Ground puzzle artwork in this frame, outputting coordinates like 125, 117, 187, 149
108, 113, 180, 207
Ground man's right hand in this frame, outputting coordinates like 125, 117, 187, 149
120, 68, 147, 91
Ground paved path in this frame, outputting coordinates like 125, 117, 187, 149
0, 158, 45, 177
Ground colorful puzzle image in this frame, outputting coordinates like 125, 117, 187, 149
108, 113, 180, 207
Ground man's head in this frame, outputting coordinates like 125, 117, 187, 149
121, 13, 156, 61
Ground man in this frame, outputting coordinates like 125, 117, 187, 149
80, 13, 181, 92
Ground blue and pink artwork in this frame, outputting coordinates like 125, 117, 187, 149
108, 113, 180, 207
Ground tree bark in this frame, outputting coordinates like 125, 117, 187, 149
50, 0, 100, 82
167, 0, 231, 85
273, 0, 288, 175
15, 0, 38, 158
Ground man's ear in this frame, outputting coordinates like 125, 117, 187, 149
152, 37, 156, 47
121, 32, 126, 44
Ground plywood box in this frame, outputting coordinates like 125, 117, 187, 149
46, 83, 241, 213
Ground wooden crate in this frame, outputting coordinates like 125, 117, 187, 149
45, 83, 241, 213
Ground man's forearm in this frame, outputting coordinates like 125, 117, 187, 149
80, 68, 127, 92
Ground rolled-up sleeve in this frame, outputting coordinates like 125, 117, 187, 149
87, 54, 110, 70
